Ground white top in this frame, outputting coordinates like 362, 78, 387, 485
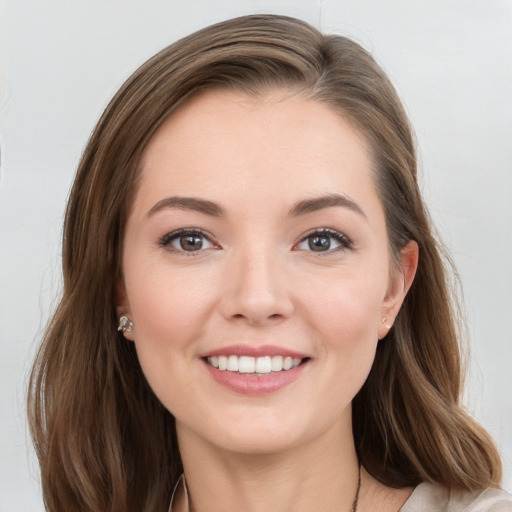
168, 476, 512, 511
401, 482, 512, 511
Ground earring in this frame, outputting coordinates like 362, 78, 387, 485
381, 317, 392, 329
118, 315, 134, 333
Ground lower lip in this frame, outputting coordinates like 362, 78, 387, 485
203, 360, 309, 396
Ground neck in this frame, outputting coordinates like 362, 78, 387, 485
176, 420, 360, 512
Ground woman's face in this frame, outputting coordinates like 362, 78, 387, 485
120, 89, 413, 454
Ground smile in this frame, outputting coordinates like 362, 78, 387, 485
207, 355, 303, 374
201, 345, 310, 395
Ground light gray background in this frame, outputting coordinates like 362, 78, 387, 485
1, 1, 511, 509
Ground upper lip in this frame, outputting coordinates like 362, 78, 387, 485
201, 344, 309, 359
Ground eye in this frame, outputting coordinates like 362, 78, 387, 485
295, 228, 352, 253
159, 229, 217, 253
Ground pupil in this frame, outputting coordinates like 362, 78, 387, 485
309, 235, 330, 251
181, 235, 203, 251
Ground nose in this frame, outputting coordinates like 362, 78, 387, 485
219, 248, 294, 326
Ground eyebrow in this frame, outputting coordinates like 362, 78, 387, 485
147, 196, 224, 217
288, 193, 366, 218
147, 193, 365, 219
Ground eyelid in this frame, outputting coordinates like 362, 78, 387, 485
294, 228, 353, 253
158, 228, 220, 254
157, 227, 352, 255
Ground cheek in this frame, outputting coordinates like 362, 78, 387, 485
298, 267, 387, 390
303, 270, 385, 345
123, 260, 219, 365
123, 265, 219, 413
281, 274, 384, 425
314, 294, 380, 383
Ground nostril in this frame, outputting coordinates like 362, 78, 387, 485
230, 312, 283, 322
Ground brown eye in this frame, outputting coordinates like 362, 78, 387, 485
159, 229, 216, 253
179, 234, 204, 251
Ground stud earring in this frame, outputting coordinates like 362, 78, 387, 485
381, 317, 392, 329
118, 315, 134, 333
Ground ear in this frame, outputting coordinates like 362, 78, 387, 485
116, 281, 135, 341
378, 240, 419, 339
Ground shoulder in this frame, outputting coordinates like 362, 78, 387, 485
400, 482, 512, 511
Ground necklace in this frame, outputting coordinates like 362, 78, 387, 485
169, 463, 362, 512
351, 463, 362, 512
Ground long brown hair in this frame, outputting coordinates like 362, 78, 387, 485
28, 14, 502, 512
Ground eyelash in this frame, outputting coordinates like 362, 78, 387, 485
158, 228, 353, 255
158, 228, 218, 256
295, 228, 353, 255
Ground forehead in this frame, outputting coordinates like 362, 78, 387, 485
135, 88, 381, 221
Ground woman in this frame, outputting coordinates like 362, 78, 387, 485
28, 14, 511, 512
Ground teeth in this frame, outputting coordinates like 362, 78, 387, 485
255, 356, 272, 374
271, 355, 283, 371
207, 355, 303, 373
239, 356, 255, 373
227, 355, 238, 371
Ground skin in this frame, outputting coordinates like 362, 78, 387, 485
119, 89, 418, 511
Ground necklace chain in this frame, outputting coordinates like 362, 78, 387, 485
351, 464, 362, 512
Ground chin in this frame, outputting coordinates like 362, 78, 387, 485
176, 403, 348, 459
205, 430, 305, 457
